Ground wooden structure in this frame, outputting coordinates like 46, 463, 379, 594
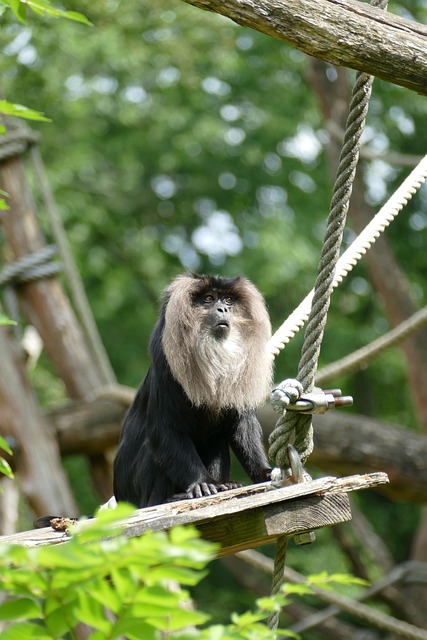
0, 473, 389, 553
181, 0, 427, 96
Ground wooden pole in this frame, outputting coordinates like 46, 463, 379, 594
180, 0, 427, 96
0, 154, 104, 400
0, 328, 77, 516
0, 133, 114, 502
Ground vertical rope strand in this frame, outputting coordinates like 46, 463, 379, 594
267, 536, 288, 631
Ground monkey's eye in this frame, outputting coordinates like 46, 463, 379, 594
223, 296, 234, 306
203, 293, 215, 304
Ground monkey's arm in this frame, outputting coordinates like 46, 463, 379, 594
146, 368, 239, 499
230, 411, 272, 483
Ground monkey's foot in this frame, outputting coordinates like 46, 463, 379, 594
169, 480, 243, 502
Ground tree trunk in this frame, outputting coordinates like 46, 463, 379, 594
0, 328, 77, 516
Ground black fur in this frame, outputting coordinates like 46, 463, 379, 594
113, 278, 271, 508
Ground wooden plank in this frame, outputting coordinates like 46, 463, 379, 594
0, 473, 388, 551
198, 493, 351, 556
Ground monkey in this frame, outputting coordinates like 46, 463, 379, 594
113, 273, 274, 508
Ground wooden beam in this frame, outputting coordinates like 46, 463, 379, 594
0, 473, 389, 555
180, 0, 427, 96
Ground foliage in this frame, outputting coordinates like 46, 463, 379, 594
0, 506, 369, 639
0, 506, 213, 639
0, 0, 91, 25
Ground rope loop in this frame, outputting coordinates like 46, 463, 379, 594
0, 245, 63, 330
0, 245, 62, 288
0, 121, 40, 163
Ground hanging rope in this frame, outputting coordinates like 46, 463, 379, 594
269, 69, 378, 469
267, 1, 388, 629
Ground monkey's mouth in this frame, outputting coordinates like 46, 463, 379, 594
212, 319, 230, 336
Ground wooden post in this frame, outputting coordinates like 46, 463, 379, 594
0, 328, 77, 516
0, 154, 104, 399
0, 131, 114, 502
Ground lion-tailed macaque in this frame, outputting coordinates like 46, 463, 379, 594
113, 273, 274, 508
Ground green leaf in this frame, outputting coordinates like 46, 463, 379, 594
146, 565, 207, 586
44, 599, 76, 636
19, 0, 92, 24
0, 622, 53, 639
62, 10, 93, 26
147, 607, 210, 631
86, 577, 122, 614
0, 315, 16, 326
110, 568, 139, 602
0, 457, 14, 479
0, 436, 13, 455
0, 100, 51, 122
75, 591, 112, 633
282, 583, 313, 596
308, 572, 369, 589
111, 614, 158, 640
0, 598, 42, 621
7, 0, 27, 23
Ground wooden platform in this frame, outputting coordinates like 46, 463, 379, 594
0, 473, 389, 556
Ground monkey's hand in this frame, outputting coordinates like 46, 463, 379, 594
183, 480, 242, 499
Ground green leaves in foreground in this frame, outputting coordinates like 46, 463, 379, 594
0, 505, 369, 638
0, 505, 214, 639
3, 0, 92, 25
0, 100, 51, 124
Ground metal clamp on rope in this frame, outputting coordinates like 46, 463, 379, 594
285, 389, 353, 415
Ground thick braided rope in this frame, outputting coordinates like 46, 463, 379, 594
269, 71, 376, 468
269, 0, 391, 472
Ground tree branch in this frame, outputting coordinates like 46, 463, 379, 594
180, 0, 427, 96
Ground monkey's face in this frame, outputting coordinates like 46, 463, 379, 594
196, 290, 234, 339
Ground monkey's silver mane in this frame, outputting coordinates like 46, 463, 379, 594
161, 274, 273, 412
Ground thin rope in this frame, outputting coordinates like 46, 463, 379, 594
0, 245, 61, 287
0, 122, 40, 162
268, 153, 427, 357
266, 536, 288, 630
0, 245, 63, 333
316, 305, 427, 384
